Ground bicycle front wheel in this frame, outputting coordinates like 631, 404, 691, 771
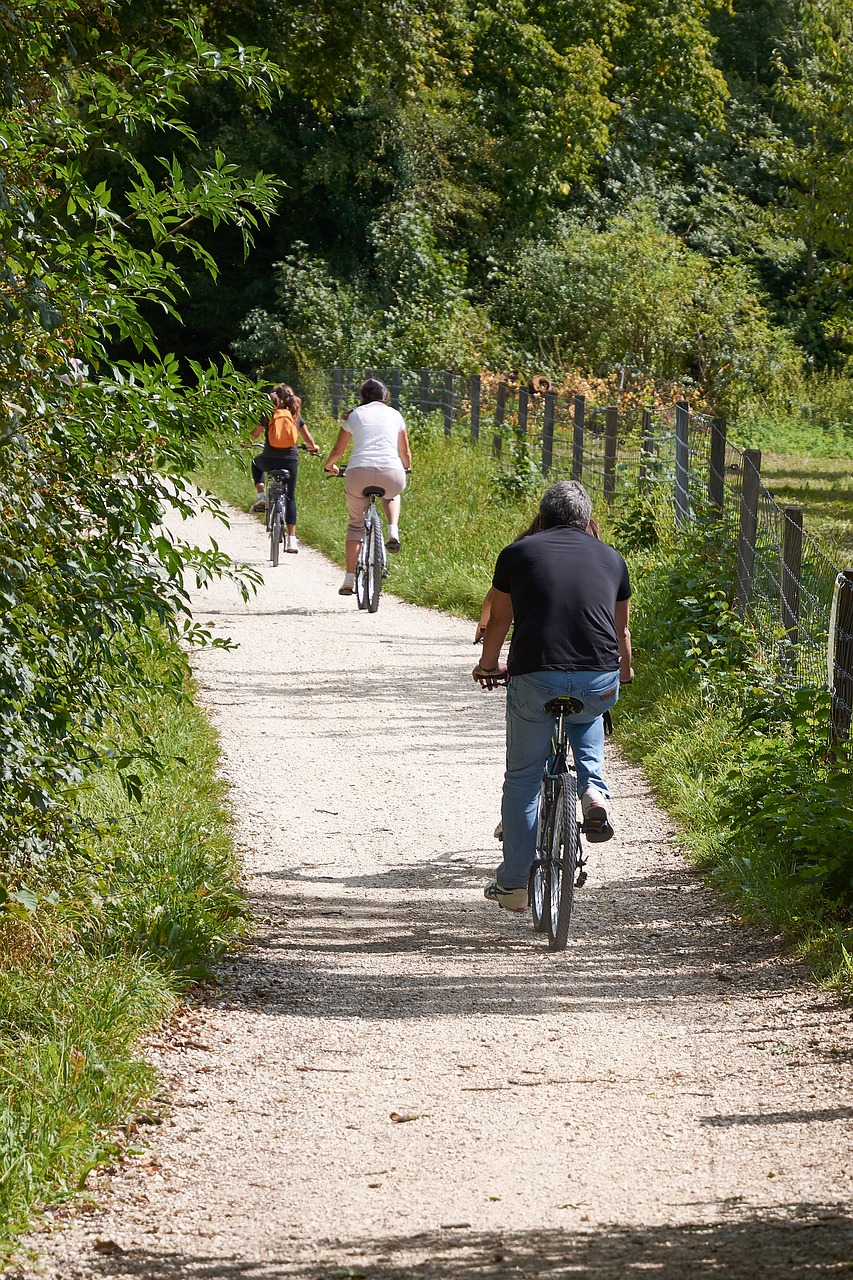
270, 501, 283, 566
546, 771, 579, 951
365, 510, 383, 613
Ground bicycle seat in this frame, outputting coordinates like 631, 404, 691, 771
266, 469, 290, 480
361, 485, 386, 497
544, 696, 584, 716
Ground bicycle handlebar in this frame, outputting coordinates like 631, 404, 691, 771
472, 666, 508, 690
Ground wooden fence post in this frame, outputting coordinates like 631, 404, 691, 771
518, 387, 529, 439
419, 369, 430, 417
572, 395, 585, 481
675, 399, 690, 525
603, 405, 618, 504
493, 381, 507, 457
639, 409, 655, 491
781, 505, 803, 645
390, 368, 401, 411
735, 448, 762, 616
332, 366, 343, 419
470, 374, 481, 442
830, 570, 853, 753
443, 370, 454, 437
542, 391, 555, 475
709, 416, 727, 514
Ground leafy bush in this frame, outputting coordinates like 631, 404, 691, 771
493, 204, 802, 414
1, 7, 274, 885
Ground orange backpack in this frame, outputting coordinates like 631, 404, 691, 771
267, 407, 298, 449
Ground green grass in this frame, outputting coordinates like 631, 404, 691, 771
0, 665, 245, 1255
730, 397, 852, 562
759, 454, 852, 563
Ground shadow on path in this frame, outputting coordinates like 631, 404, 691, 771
77, 1211, 853, 1279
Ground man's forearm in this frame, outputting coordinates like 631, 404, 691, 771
480, 618, 511, 670
618, 627, 633, 681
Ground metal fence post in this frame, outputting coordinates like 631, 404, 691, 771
470, 374, 481, 442
781, 505, 803, 645
390, 368, 401, 411
542, 391, 555, 475
332, 366, 343, 419
675, 399, 690, 525
603, 405, 618, 504
830, 570, 853, 753
419, 369, 430, 417
493, 382, 507, 457
572, 395, 585, 481
709, 416, 727, 514
735, 448, 762, 616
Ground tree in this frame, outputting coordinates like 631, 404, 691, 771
773, 0, 853, 361
0, 0, 279, 873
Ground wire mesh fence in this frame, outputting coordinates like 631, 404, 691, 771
312, 366, 852, 747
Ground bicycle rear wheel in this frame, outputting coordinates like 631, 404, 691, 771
365, 509, 382, 613
546, 771, 579, 951
529, 777, 550, 933
270, 500, 283, 566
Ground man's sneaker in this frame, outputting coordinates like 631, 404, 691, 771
286, 535, 299, 554
251, 494, 267, 512
386, 535, 401, 553
484, 880, 527, 913
493, 820, 503, 841
581, 786, 614, 842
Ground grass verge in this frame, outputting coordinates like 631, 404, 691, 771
197, 419, 852, 992
0, 659, 245, 1256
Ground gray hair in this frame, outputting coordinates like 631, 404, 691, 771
539, 480, 592, 530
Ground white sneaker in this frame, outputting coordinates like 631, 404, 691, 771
251, 493, 267, 512
581, 786, 614, 842
286, 535, 299, 554
484, 880, 528, 913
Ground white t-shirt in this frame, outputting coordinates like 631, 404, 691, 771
346, 402, 406, 469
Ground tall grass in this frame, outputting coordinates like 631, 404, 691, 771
0, 663, 245, 1254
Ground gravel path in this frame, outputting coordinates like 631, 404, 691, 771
14, 502, 853, 1279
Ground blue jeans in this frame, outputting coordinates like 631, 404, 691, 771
496, 670, 620, 889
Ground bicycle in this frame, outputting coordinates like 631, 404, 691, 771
529, 695, 590, 951
475, 672, 605, 951
355, 485, 388, 613
264, 468, 291, 567
329, 467, 389, 614
259, 445, 315, 567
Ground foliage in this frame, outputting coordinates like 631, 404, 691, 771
0, 672, 245, 1252
492, 205, 802, 413
773, 0, 853, 359
0, 0, 278, 879
233, 214, 500, 380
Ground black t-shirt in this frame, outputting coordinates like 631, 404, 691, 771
492, 526, 631, 676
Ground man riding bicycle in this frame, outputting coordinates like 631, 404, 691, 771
473, 480, 634, 913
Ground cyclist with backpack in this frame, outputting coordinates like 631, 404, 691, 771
249, 384, 319, 553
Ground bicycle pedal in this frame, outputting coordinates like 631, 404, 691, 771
575, 871, 587, 888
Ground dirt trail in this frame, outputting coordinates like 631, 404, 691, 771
15, 502, 853, 1279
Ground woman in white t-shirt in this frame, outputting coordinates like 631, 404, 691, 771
324, 379, 412, 596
